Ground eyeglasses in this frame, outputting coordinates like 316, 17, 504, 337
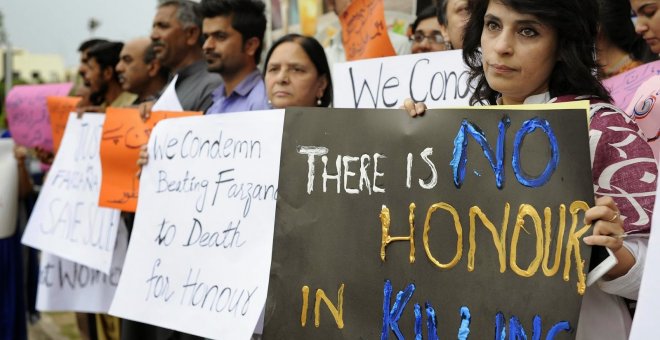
409, 32, 445, 44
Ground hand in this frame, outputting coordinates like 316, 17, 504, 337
139, 101, 155, 121
34, 146, 54, 165
583, 196, 635, 278
583, 196, 624, 251
402, 98, 427, 117
326, 0, 352, 15
14, 145, 28, 163
136, 144, 148, 178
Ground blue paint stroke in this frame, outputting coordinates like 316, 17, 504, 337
414, 303, 422, 340
426, 302, 439, 340
512, 117, 559, 188
546, 321, 570, 340
450, 117, 510, 189
458, 306, 471, 340
381, 280, 415, 340
532, 315, 542, 340
509, 315, 528, 340
495, 312, 506, 340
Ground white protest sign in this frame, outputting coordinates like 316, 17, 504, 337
110, 110, 285, 340
630, 179, 660, 339
0, 138, 18, 238
332, 49, 471, 108
22, 113, 121, 273
152, 74, 183, 112
36, 221, 127, 313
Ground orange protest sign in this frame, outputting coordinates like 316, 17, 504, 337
339, 0, 395, 61
99, 108, 201, 212
47, 96, 82, 154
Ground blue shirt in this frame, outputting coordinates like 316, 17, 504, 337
206, 69, 269, 114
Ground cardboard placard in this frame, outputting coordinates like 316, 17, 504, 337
264, 103, 594, 339
0, 138, 18, 238
21, 113, 120, 273
339, 0, 395, 61
98, 108, 201, 212
332, 49, 471, 109
36, 222, 128, 313
47, 96, 82, 154
110, 110, 285, 339
629, 179, 660, 340
5, 83, 73, 150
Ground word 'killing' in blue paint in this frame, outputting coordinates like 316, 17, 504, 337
381, 281, 571, 339
450, 116, 559, 189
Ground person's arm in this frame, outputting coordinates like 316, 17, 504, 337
14, 145, 33, 198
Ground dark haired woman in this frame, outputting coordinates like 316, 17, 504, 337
406, 0, 656, 337
597, 0, 657, 78
631, 0, 660, 54
263, 34, 332, 108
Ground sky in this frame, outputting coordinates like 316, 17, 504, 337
0, 0, 156, 68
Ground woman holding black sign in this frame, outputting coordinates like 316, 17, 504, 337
404, 0, 656, 338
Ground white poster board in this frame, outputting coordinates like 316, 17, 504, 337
152, 74, 183, 112
22, 113, 121, 273
36, 221, 128, 313
332, 49, 471, 108
629, 179, 660, 339
110, 110, 285, 340
0, 138, 18, 238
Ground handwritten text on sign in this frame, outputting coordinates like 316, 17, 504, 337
264, 104, 594, 339
36, 223, 128, 313
21, 114, 120, 274
98, 108, 201, 212
110, 110, 285, 340
332, 50, 471, 109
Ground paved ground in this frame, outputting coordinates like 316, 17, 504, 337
27, 312, 81, 340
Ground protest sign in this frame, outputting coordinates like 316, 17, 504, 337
36, 222, 127, 313
21, 113, 121, 273
98, 108, 201, 212
5, 83, 73, 150
629, 178, 660, 340
332, 49, 470, 109
152, 74, 183, 111
0, 139, 18, 238
47, 96, 82, 154
110, 110, 285, 339
339, 0, 395, 61
264, 103, 595, 339
603, 61, 660, 158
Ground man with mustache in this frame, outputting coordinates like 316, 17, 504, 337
150, 0, 222, 112
201, 0, 269, 114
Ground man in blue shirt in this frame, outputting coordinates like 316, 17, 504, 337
200, 0, 269, 114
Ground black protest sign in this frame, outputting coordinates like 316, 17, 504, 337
264, 104, 594, 339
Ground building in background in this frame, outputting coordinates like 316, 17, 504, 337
0, 48, 69, 84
